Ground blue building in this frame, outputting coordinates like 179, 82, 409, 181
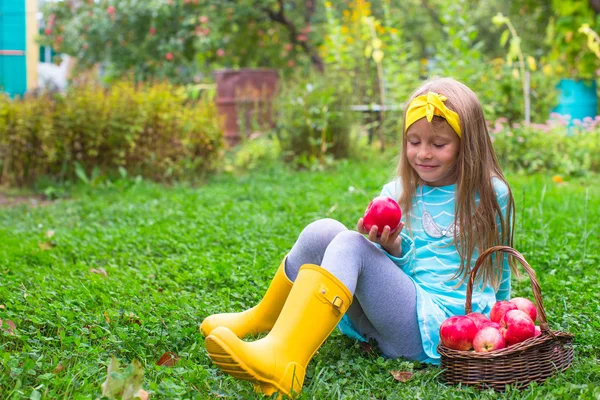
0, 0, 39, 97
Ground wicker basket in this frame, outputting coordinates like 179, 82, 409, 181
437, 246, 574, 391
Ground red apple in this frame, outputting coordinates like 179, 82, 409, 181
465, 312, 490, 329
499, 309, 535, 345
510, 297, 537, 323
490, 301, 518, 323
363, 196, 402, 236
439, 316, 478, 351
481, 321, 501, 330
473, 326, 506, 352
534, 325, 542, 337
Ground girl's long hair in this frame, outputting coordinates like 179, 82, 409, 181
398, 77, 515, 288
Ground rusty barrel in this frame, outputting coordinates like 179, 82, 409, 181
214, 69, 279, 146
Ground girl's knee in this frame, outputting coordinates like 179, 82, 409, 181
299, 218, 347, 245
329, 230, 371, 251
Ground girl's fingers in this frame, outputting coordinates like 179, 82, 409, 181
368, 225, 379, 242
390, 222, 404, 240
357, 218, 366, 234
380, 225, 391, 242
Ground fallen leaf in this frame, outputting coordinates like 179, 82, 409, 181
53, 364, 65, 373
90, 268, 108, 277
360, 342, 374, 354
390, 370, 413, 382
0, 304, 5, 309
45, 230, 55, 238
156, 352, 180, 367
0, 319, 16, 335
104, 311, 111, 324
38, 241, 53, 251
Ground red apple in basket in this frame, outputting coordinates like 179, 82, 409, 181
473, 326, 506, 352
482, 321, 501, 330
363, 196, 402, 236
466, 312, 490, 329
534, 325, 542, 337
439, 316, 478, 350
490, 301, 518, 323
510, 297, 537, 322
499, 309, 535, 345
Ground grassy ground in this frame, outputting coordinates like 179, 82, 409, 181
1, 157, 599, 399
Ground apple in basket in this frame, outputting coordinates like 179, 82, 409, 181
465, 312, 490, 329
534, 325, 542, 337
439, 316, 478, 350
363, 196, 402, 236
481, 321, 501, 330
499, 309, 535, 345
473, 326, 506, 352
510, 297, 537, 322
490, 300, 518, 323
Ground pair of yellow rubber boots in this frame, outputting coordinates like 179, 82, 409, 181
201, 259, 352, 398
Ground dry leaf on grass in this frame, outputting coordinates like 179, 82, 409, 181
90, 268, 108, 277
156, 352, 180, 367
38, 241, 53, 251
0, 319, 16, 335
390, 370, 413, 382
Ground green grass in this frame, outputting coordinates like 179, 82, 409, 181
1, 157, 599, 399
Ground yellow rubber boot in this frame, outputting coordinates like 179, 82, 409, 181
205, 264, 352, 398
200, 258, 293, 338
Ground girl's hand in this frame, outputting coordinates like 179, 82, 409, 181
357, 218, 405, 258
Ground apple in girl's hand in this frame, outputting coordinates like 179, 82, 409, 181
473, 326, 506, 352
465, 312, 490, 329
490, 301, 518, 323
499, 309, 535, 345
510, 297, 537, 323
534, 325, 542, 337
439, 316, 478, 350
362, 196, 402, 236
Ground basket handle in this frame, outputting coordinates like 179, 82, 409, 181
465, 245, 550, 334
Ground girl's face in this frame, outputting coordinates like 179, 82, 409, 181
405, 117, 460, 186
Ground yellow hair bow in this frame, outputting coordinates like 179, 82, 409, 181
404, 92, 462, 138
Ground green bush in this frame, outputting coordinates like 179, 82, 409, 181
491, 117, 600, 176
273, 72, 359, 168
0, 81, 223, 186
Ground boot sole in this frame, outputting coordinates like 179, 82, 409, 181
205, 335, 283, 396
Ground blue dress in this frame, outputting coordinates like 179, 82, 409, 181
338, 178, 512, 364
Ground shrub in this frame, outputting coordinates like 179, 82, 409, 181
0, 81, 223, 186
490, 116, 600, 176
273, 71, 359, 168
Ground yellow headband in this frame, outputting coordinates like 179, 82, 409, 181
404, 92, 462, 138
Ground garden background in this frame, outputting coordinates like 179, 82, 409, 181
1, 0, 599, 399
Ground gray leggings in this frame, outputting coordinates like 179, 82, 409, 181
285, 218, 427, 361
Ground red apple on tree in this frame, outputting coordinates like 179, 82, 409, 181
473, 326, 506, 352
499, 309, 535, 345
510, 297, 537, 322
465, 312, 490, 329
363, 196, 402, 236
439, 316, 478, 351
490, 301, 518, 323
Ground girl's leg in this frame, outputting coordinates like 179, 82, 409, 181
201, 218, 347, 337
285, 218, 347, 281
321, 231, 427, 361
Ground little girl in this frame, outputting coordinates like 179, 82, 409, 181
201, 77, 515, 397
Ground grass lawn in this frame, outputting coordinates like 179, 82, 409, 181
1, 157, 599, 399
